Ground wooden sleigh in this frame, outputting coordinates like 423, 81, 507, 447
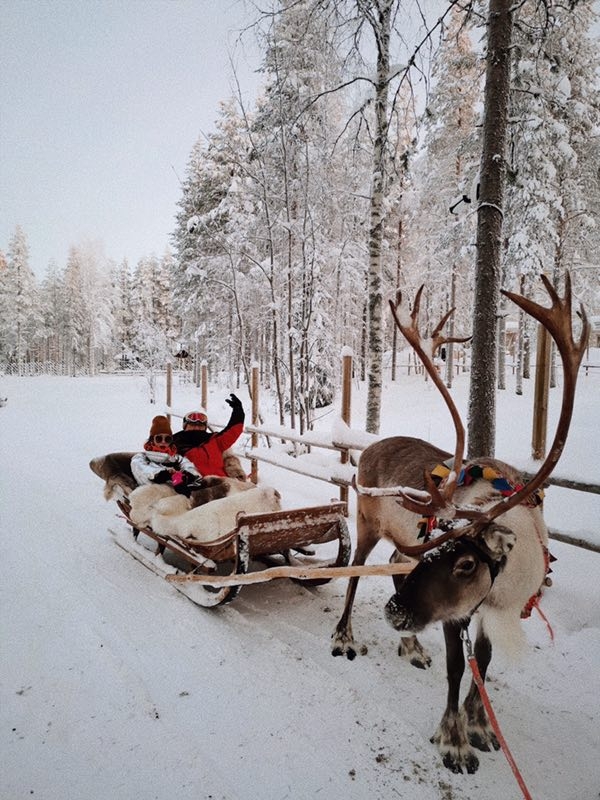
112, 498, 357, 607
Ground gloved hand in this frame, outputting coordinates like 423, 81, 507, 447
170, 471, 185, 487
186, 474, 204, 490
153, 470, 171, 484
225, 393, 243, 410
182, 470, 199, 484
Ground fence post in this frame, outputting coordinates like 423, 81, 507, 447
532, 323, 551, 460
201, 361, 208, 411
166, 362, 172, 424
194, 339, 200, 387
340, 348, 353, 510
251, 364, 259, 484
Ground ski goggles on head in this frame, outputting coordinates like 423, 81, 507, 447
153, 434, 173, 444
183, 412, 207, 426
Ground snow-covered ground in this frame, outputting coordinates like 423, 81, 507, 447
1, 367, 599, 800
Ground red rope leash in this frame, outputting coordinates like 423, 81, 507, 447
462, 628, 534, 800
532, 597, 554, 641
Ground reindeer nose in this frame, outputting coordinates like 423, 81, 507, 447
384, 595, 414, 632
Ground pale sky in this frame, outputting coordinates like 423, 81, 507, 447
1, 0, 262, 277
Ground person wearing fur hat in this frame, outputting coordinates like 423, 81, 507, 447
173, 393, 245, 479
131, 415, 202, 493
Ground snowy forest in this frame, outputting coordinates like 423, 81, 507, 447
2, 0, 599, 436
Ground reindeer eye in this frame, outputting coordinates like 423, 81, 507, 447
454, 555, 478, 577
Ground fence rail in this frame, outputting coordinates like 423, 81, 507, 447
166, 359, 599, 554
238, 431, 599, 554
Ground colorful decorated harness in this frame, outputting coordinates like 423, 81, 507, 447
418, 461, 553, 619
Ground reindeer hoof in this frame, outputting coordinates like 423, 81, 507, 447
464, 751, 479, 774
331, 642, 367, 660
439, 748, 479, 774
398, 636, 432, 669
331, 636, 357, 659
469, 730, 500, 752
409, 654, 431, 669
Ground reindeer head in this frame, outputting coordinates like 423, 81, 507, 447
384, 525, 516, 634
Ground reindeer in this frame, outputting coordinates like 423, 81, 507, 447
331, 291, 471, 668
332, 275, 589, 774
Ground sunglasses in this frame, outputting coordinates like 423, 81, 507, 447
153, 434, 173, 444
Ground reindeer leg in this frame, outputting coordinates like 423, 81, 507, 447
432, 621, 479, 774
331, 532, 378, 660
463, 623, 500, 752
389, 550, 432, 669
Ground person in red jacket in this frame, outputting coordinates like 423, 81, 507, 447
173, 393, 245, 478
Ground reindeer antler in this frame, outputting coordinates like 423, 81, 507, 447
390, 272, 589, 557
466, 272, 589, 531
389, 286, 470, 516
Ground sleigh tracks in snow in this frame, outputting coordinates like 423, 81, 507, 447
112, 498, 364, 607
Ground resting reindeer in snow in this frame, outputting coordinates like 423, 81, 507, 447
332, 275, 589, 774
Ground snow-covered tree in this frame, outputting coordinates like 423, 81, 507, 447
466, 0, 515, 457
504, 0, 600, 390
0, 249, 10, 366
249, 0, 356, 430
403, 8, 482, 385
39, 260, 65, 368
261, 0, 466, 433
129, 253, 178, 397
171, 100, 257, 390
61, 247, 89, 374
2, 226, 41, 374
109, 259, 135, 368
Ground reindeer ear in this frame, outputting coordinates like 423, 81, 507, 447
481, 524, 516, 560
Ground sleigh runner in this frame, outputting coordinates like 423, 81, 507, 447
112, 498, 353, 607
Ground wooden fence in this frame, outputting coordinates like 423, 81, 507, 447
165, 357, 599, 553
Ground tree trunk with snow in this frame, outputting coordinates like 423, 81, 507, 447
445, 269, 457, 389
365, 1, 392, 435
516, 275, 524, 395
497, 294, 506, 390
467, 0, 513, 458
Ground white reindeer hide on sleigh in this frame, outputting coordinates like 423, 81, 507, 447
151, 486, 282, 542
128, 484, 184, 529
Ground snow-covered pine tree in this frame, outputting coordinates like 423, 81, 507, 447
130, 254, 175, 402
0, 249, 10, 368
61, 247, 91, 375
110, 259, 135, 369
251, 0, 354, 431
403, 7, 482, 385
3, 226, 41, 375
39, 260, 65, 371
83, 249, 116, 376
274, 0, 466, 433
505, 0, 600, 390
172, 100, 259, 392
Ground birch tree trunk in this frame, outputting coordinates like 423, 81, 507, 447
365, 1, 392, 435
467, 0, 514, 458
523, 320, 531, 380
497, 295, 506, 390
445, 269, 456, 389
516, 275, 524, 395
391, 220, 402, 382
